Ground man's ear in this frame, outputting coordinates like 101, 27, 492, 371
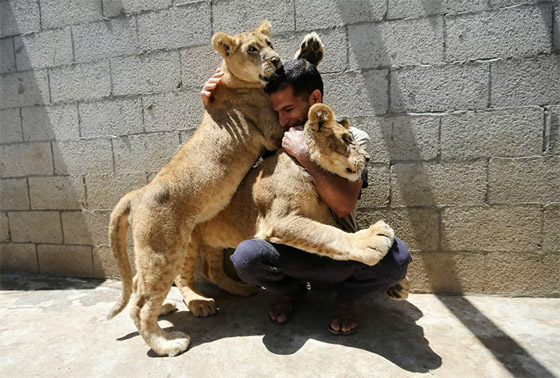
309, 104, 333, 132
212, 32, 236, 57
256, 20, 272, 37
308, 89, 322, 106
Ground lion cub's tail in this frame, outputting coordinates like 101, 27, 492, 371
106, 190, 138, 320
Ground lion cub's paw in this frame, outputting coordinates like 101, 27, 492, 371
158, 302, 178, 316
187, 298, 218, 318
386, 276, 410, 301
294, 32, 324, 66
369, 220, 395, 243
159, 331, 190, 357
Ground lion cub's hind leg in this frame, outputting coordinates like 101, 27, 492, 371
130, 245, 190, 357
175, 236, 218, 318
201, 245, 258, 297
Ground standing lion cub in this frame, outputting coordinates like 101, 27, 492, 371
176, 104, 395, 317
107, 21, 284, 357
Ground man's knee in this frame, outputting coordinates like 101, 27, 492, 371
230, 239, 278, 276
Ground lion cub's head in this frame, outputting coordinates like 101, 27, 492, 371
305, 104, 370, 182
212, 20, 282, 85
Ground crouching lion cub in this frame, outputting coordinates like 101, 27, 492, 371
176, 104, 395, 316
107, 20, 284, 357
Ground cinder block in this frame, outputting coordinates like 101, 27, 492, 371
73, 17, 137, 63
323, 70, 388, 118
554, 0, 560, 54
348, 17, 444, 70
408, 252, 487, 294
545, 105, 560, 156
0, 70, 49, 109
143, 90, 203, 133
29, 176, 85, 210
112, 132, 181, 173
0, 0, 40, 38
0, 37, 15, 74
214, 0, 294, 34
1, 212, 9, 241
21, 104, 79, 141
358, 115, 440, 162
442, 206, 541, 252
387, 0, 487, 19
543, 205, 560, 252
52, 139, 113, 175
485, 252, 559, 296
93, 245, 135, 279
137, 3, 211, 52
273, 28, 347, 73
490, 56, 560, 107
1, 108, 22, 143
391, 63, 489, 113
9, 211, 63, 243
50, 61, 111, 103
357, 164, 390, 208
78, 98, 143, 138
180, 45, 223, 89
14, 28, 73, 70
85, 173, 146, 210
102, 0, 172, 17
0, 243, 38, 272
41, 0, 102, 29
111, 51, 181, 96
61, 210, 110, 246
488, 157, 560, 204
295, 0, 385, 31
0, 142, 53, 177
357, 208, 440, 252
446, 5, 552, 62
489, 0, 542, 8
0, 178, 29, 210
441, 107, 544, 160
37, 244, 93, 278
391, 161, 486, 207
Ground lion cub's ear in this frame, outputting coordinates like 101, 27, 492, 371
308, 104, 334, 132
338, 118, 351, 129
212, 32, 237, 57
256, 20, 272, 37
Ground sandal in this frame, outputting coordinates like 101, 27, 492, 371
328, 296, 359, 336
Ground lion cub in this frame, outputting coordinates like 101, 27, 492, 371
107, 21, 284, 357
177, 104, 395, 316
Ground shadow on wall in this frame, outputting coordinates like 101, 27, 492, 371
0, 1, 127, 282
334, 1, 556, 377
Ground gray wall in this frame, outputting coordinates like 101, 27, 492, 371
0, 0, 559, 296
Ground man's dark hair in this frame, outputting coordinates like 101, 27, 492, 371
264, 59, 323, 99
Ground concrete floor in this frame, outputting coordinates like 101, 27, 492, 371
0, 273, 559, 378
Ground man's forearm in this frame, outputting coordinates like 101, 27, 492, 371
299, 157, 362, 218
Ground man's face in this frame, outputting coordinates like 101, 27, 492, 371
270, 87, 312, 129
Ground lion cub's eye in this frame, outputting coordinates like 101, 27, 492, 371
343, 135, 353, 145
266, 40, 273, 49
248, 46, 258, 53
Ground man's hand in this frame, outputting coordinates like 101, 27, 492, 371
282, 126, 311, 164
201, 68, 224, 108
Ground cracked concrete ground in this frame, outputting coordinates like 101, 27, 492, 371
0, 273, 558, 378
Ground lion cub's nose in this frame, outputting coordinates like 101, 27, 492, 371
270, 56, 281, 67
365, 155, 370, 163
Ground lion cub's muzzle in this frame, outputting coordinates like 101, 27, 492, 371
261, 54, 283, 79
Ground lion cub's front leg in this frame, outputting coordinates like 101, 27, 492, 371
265, 216, 395, 266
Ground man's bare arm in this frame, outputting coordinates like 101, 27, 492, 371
282, 127, 362, 218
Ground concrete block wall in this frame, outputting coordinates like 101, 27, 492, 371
0, 0, 558, 296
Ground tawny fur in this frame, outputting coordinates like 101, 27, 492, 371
177, 104, 396, 317
107, 21, 284, 357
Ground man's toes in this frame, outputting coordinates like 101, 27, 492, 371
330, 319, 341, 332
276, 313, 288, 324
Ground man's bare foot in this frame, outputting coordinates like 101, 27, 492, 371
329, 296, 359, 335
269, 296, 294, 325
